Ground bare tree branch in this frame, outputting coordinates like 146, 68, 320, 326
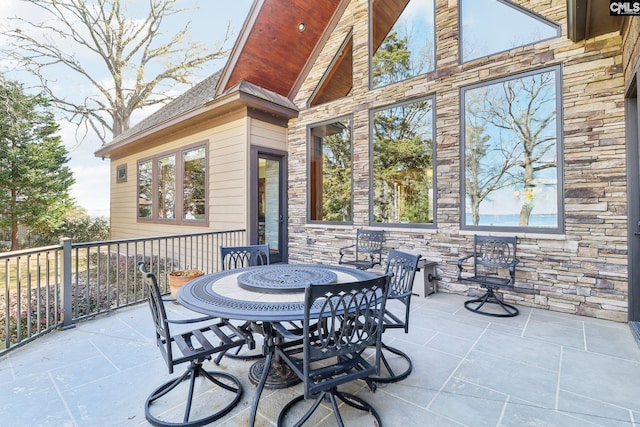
2, 0, 233, 144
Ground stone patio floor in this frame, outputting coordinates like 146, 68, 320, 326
2, 292, 640, 426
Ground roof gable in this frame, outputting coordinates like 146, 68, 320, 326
219, 0, 344, 98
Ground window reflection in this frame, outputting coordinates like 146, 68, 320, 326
183, 147, 206, 221
462, 67, 561, 230
460, 0, 559, 63
309, 119, 352, 222
158, 155, 176, 219
372, 98, 435, 225
371, 0, 435, 88
137, 160, 153, 219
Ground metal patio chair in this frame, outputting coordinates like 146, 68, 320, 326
338, 229, 384, 270
457, 235, 520, 317
218, 244, 270, 361
269, 274, 391, 426
138, 263, 251, 427
220, 244, 270, 270
369, 248, 422, 383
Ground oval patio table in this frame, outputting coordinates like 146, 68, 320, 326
177, 263, 379, 426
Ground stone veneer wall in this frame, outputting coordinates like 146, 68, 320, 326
286, 0, 628, 321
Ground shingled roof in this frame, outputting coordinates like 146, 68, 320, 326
105, 70, 223, 147
96, 71, 298, 158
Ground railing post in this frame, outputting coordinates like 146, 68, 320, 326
61, 238, 75, 329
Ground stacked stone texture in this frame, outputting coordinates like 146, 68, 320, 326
286, 0, 630, 321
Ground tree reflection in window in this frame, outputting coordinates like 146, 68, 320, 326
183, 147, 206, 221
138, 160, 153, 219
462, 67, 562, 229
309, 119, 352, 222
371, 0, 435, 89
372, 98, 434, 225
158, 155, 176, 219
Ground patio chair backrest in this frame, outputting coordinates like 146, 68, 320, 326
220, 244, 270, 270
385, 249, 422, 299
139, 264, 174, 372
471, 235, 518, 285
338, 229, 385, 270
384, 249, 421, 333
302, 274, 390, 397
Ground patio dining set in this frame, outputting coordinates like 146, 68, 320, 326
137, 230, 516, 427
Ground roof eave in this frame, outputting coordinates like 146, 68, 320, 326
95, 88, 297, 159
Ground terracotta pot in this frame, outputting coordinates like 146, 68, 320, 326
167, 270, 204, 298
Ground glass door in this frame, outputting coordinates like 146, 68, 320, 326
252, 149, 287, 263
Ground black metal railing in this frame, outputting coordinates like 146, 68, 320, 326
0, 229, 246, 354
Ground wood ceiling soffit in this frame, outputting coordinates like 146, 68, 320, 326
372, 0, 410, 51
310, 33, 353, 107
224, 0, 342, 98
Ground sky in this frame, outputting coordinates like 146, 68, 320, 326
0, 0, 254, 217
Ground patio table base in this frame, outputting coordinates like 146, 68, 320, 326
248, 358, 301, 389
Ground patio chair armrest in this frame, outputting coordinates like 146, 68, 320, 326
223, 319, 256, 350
508, 258, 520, 282
457, 254, 473, 279
339, 243, 356, 256
166, 313, 219, 325
271, 321, 304, 340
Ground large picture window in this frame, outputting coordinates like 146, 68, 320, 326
372, 97, 435, 225
137, 144, 207, 224
461, 67, 563, 231
309, 118, 352, 223
370, 0, 435, 89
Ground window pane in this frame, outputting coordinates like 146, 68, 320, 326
463, 69, 559, 229
158, 155, 176, 220
309, 119, 352, 222
371, 0, 435, 88
373, 98, 434, 224
460, 0, 559, 63
137, 160, 153, 219
183, 147, 206, 220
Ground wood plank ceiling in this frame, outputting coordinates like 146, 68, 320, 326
223, 0, 342, 98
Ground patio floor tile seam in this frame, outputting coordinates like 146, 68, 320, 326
558, 388, 639, 424
517, 306, 535, 338
446, 377, 607, 422
424, 322, 492, 411
3, 355, 16, 382
375, 386, 470, 426
499, 395, 629, 426
86, 336, 124, 372
470, 346, 560, 374
52, 351, 158, 395
46, 369, 79, 427
572, 343, 640, 364
73, 318, 152, 343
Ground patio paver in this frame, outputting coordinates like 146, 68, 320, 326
1, 292, 639, 426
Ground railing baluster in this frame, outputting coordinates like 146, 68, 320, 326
62, 238, 73, 330
0, 229, 245, 354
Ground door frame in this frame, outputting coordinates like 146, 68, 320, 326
249, 146, 288, 263
626, 73, 639, 323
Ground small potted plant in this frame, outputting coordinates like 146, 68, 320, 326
167, 269, 204, 298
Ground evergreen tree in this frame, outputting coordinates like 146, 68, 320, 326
0, 77, 74, 250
